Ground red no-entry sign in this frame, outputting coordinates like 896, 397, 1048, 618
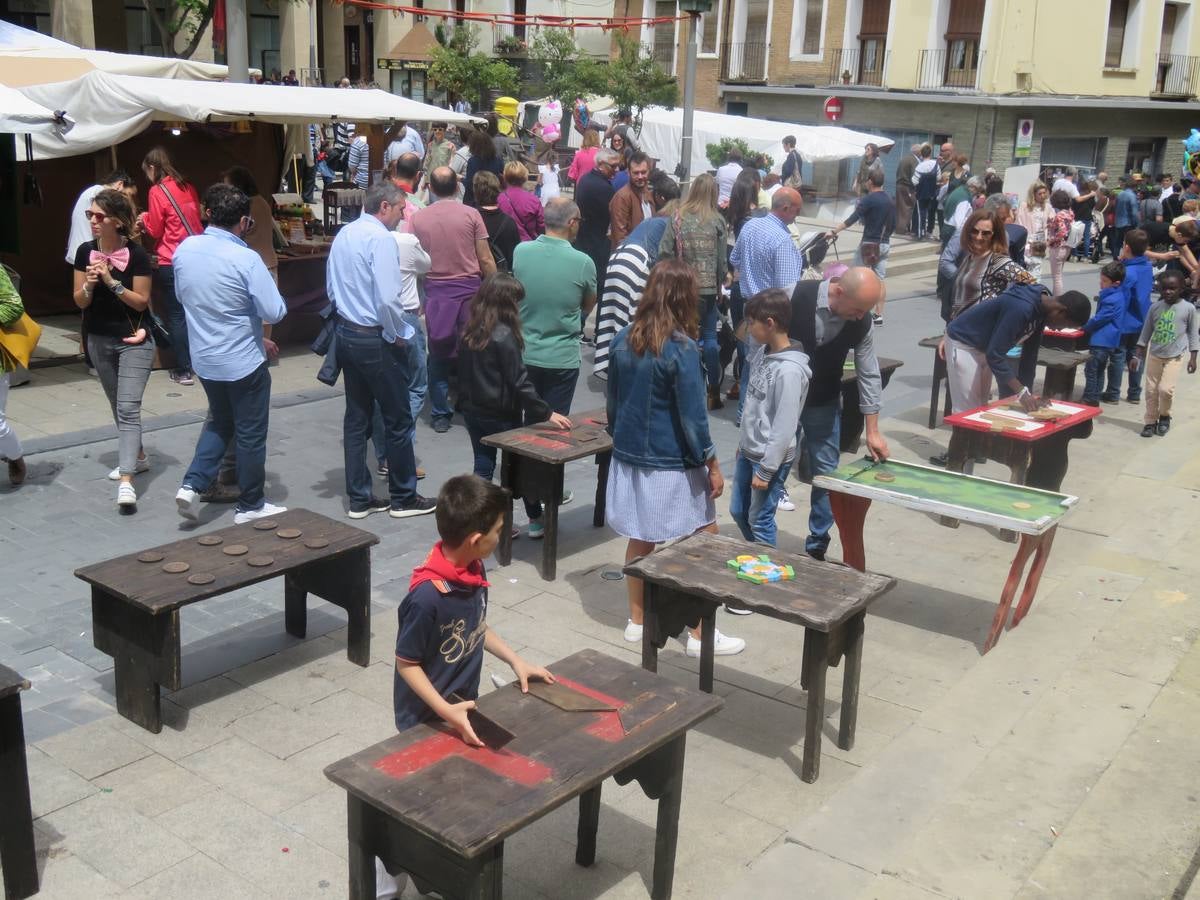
824, 96, 843, 122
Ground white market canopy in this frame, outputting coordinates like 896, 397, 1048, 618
18, 70, 481, 160
590, 105, 894, 174
0, 82, 73, 135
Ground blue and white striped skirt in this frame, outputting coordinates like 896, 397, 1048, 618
606, 458, 716, 544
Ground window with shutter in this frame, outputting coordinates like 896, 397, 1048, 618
803, 0, 824, 55
1106, 0, 1130, 67
859, 0, 889, 39
945, 0, 985, 39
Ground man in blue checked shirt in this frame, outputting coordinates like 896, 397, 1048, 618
730, 187, 805, 298
327, 182, 437, 521
172, 184, 288, 525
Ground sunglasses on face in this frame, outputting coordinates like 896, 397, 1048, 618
85, 210, 107, 222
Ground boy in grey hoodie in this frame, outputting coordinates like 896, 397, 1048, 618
730, 289, 812, 546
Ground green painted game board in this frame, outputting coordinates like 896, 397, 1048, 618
813, 458, 1076, 535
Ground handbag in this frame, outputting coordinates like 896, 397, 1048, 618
148, 312, 171, 348
1066, 220, 1086, 249
0, 312, 42, 370
859, 241, 882, 268
784, 151, 803, 189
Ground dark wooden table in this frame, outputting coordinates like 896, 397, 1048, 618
839, 356, 904, 453
1041, 326, 1088, 352
623, 532, 894, 783
919, 335, 953, 429
324, 649, 722, 900
482, 408, 612, 581
74, 508, 378, 733
0, 664, 37, 900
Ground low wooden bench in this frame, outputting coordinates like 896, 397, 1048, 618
324, 649, 722, 900
74, 508, 378, 733
482, 408, 612, 581
624, 531, 895, 783
0, 664, 37, 900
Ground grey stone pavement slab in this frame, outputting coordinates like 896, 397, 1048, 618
2, 261, 1200, 898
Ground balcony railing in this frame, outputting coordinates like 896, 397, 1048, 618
637, 41, 677, 75
1154, 53, 1200, 97
719, 42, 768, 83
828, 47, 889, 87
917, 46, 983, 90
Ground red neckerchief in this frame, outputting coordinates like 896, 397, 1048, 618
409, 541, 489, 592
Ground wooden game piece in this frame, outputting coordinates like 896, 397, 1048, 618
223, 544, 249, 556
874, 472, 896, 482
198, 535, 223, 546
618, 692, 677, 734
247, 556, 274, 568
1012, 501, 1032, 510
187, 573, 214, 585
162, 561, 190, 574
252, 520, 278, 531
277, 528, 302, 539
138, 551, 164, 563
303, 537, 330, 549
449, 693, 515, 750
526, 680, 618, 712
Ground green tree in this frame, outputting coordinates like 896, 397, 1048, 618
607, 32, 678, 119
527, 29, 607, 103
430, 26, 520, 106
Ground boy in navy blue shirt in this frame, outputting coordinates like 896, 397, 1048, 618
1082, 261, 1128, 406
1116, 229, 1154, 403
394, 474, 554, 744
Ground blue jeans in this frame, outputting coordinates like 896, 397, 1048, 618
183, 363, 271, 513
372, 312, 427, 462
729, 452, 790, 546
1122, 333, 1142, 400
337, 325, 418, 510
155, 265, 190, 375
1073, 219, 1093, 260
1085, 344, 1125, 402
793, 401, 841, 556
700, 294, 721, 391
466, 413, 541, 520
427, 355, 455, 424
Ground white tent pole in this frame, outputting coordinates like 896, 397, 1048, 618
227, 0, 250, 83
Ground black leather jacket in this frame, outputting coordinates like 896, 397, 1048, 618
457, 323, 551, 423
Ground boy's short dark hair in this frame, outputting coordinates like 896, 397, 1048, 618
1159, 269, 1186, 286
1124, 228, 1149, 256
1056, 290, 1093, 327
744, 289, 792, 330
1100, 261, 1125, 283
436, 475, 508, 548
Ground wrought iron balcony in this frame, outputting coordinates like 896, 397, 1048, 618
828, 47, 888, 87
719, 42, 768, 83
1154, 53, 1200, 98
917, 46, 983, 90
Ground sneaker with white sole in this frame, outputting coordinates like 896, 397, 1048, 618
389, 495, 437, 518
777, 489, 796, 511
560, 489, 574, 506
108, 457, 151, 481
528, 519, 544, 539
684, 628, 746, 657
234, 501, 288, 525
117, 482, 137, 510
623, 619, 643, 642
723, 604, 754, 616
347, 498, 390, 519
176, 486, 200, 521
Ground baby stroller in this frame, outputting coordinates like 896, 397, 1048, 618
794, 230, 837, 276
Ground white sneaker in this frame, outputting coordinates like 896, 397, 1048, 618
777, 489, 796, 511
234, 501, 288, 525
685, 629, 746, 657
724, 604, 754, 616
116, 482, 137, 509
623, 619, 643, 642
108, 457, 151, 480
176, 487, 199, 521
374, 857, 408, 900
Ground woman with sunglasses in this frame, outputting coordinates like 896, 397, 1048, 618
72, 189, 155, 511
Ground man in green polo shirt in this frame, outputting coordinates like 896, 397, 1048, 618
513, 197, 597, 416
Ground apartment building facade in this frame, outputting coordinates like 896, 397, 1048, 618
635, 0, 1200, 181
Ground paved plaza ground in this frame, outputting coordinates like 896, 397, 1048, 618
2, 260, 1199, 899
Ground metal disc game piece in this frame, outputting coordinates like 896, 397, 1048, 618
252, 520, 278, 531
162, 561, 190, 574
187, 573, 215, 585
874, 472, 896, 483
1012, 501, 1033, 510
198, 535, 224, 546
276, 528, 302, 539
247, 556, 274, 568
138, 550, 165, 563
303, 537, 330, 549
223, 544, 249, 556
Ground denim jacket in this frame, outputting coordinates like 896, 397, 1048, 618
606, 328, 715, 470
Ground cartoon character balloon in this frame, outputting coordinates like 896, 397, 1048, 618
1185, 129, 1200, 180
539, 100, 563, 144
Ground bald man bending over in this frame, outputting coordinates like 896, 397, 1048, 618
785, 266, 891, 561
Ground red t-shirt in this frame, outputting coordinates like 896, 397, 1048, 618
141, 177, 204, 266
409, 201, 488, 280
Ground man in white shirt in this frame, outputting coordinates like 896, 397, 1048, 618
65, 170, 136, 263
383, 122, 425, 171
1052, 168, 1080, 200
717, 147, 745, 206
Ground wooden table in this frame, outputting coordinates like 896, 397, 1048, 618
482, 408, 612, 581
919, 335, 953, 429
324, 649, 722, 900
74, 508, 378, 733
1041, 326, 1088, 352
814, 458, 1077, 653
0, 664, 37, 900
623, 532, 894, 783
839, 356, 904, 453
944, 399, 1100, 492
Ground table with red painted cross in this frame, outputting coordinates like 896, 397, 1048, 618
482, 408, 612, 581
323, 649, 722, 900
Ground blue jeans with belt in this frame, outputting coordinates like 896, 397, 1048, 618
372, 311, 427, 463
793, 400, 842, 558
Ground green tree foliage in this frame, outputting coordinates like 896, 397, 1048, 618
527, 29, 607, 104
430, 26, 521, 103
607, 32, 679, 116
705, 137, 774, 171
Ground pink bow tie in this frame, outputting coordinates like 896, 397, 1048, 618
89, 247, 130, 272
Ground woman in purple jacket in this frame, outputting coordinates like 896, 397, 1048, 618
497, 162, 545, 243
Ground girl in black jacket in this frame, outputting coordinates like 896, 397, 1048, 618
458, 274, 571, 532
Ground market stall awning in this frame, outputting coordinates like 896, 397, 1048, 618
589, 105, 894, 174
18, 70, 482, 160
0, 82, 73, 135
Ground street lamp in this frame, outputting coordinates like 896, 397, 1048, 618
675, 0, 712, 187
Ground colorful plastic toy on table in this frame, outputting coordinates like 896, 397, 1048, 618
726, 554, 795, 584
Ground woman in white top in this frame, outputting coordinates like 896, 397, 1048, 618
1015, 181, 1052, 283
535, 146, 561, 207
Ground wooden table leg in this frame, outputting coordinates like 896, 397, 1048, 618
828, 493, 870, 572
575, 784, 602, 866
928, 350, 946, 430
837, 614, 865, 752
92, 589, 177, 734
641, 587, 659, 674
540, 486, 560, 582
802, 628, 829, 783
651, 737, 686, 900
0, 692, 38, 900
284, 576, 308, 640
346, 796, 376, 900
984, 533, 1040, 653
465, 843, 504, 900
593, 451, 611, 528
288, 549, 372, 666
698, 607, 716, 694
497, 452, 515, 567
112, 654, 163, 734
1010, 528, 1057, 630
